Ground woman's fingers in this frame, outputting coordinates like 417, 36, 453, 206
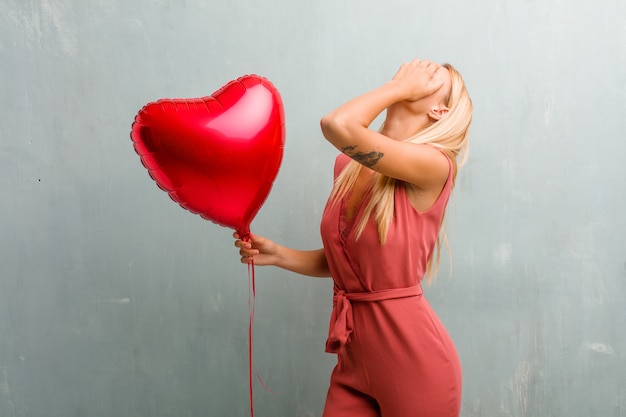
391, 59, 442, 100
233, 232, 254, 262
396, 58, 441, 81
233, 232, 276, 266
235, 240, 256, 254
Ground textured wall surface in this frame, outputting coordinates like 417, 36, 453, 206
1, 0, 625, 416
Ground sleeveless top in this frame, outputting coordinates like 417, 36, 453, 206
320, 153, 453, 293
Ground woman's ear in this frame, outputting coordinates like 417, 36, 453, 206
428, 105, 450, 121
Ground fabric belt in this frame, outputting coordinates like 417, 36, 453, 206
325, 284, 423, 354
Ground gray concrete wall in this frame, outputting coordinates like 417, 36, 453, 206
1, 0, 625, 416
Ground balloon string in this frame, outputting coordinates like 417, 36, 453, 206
246, 240, 280, 417
248, 259, 256, 417
256, 371, 281, 394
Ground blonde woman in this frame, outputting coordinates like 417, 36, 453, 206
235, 59, 472, 417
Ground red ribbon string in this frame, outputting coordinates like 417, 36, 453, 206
244, 235, 279, 417
248, 259, 256, 417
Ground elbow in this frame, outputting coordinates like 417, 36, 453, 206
319, 114, 335, 142
320, 113, 348, 146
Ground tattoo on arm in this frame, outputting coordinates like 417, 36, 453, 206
341, 145, 384, 168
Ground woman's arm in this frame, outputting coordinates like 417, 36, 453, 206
320, 59, 449, 189
234, 232, 331, 278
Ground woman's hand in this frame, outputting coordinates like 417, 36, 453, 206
233, 232, 279, 265
391, 59, 445, 102
232, 232, 331, 277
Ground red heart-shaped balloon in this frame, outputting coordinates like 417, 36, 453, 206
130, 75, 285, 237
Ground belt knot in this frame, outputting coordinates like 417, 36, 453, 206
325, 285, 423, 354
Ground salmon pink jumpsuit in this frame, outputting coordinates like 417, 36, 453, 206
319, 154, 462, 417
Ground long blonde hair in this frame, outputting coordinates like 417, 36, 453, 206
329, 63, 473, 283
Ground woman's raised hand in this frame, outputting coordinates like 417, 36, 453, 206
233, 232, 279, 265
391, 59, 445, 102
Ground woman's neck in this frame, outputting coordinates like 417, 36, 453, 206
381, 106, 431, 141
